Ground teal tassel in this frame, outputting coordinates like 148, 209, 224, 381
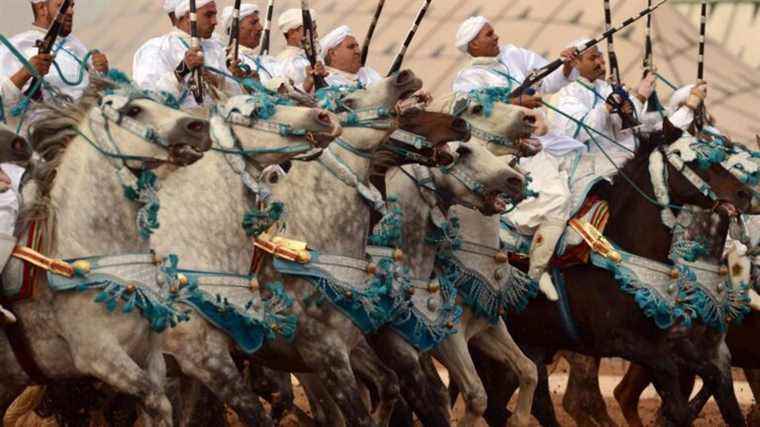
243, 201, 284, 237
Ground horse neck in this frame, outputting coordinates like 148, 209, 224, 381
152, 152, 252, 272
273, 141, 376, 257
448, 205, 500, 268
388, 168, 438, 279
49, 131, 147, 258
604, 158, 673, 263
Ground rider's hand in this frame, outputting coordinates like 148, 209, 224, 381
0, 170, 12, 193
303, 62, 329, 93
91, 51, 109, 74
184, 47, 204, 70
560, 47, 578, 78
635, 71, 657, 103
686, 80, 707, 110
511, 94, 544, 109
29, 53, 53, 77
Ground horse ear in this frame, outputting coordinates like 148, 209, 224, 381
451, 96, 469, 117
755, 134, 760, 150
662, 117, 684, 145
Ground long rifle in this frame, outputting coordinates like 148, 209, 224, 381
24, 0, 72, 101
510, 0, 669, 99
188, 0, 205, 104
361, 0, 386, 67
386, 0, 432, 76
226, 0, 242, 68
603, 0, 621, 84
300, 0, 326, 90
693, 0, 708, 130
260, 0, 275, 55
643, 0, 663, 113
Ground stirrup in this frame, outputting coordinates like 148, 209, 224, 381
569, 218, 621, 263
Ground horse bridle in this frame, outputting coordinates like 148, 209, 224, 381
88, 93, 183, 171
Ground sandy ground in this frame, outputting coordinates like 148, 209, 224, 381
276, 358, 757, 427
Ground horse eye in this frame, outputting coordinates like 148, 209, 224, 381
471, 105, 484, 115
125, 105, 142, 118
456, 145, 472, 156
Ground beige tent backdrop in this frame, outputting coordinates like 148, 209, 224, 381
2, 0, 759, 141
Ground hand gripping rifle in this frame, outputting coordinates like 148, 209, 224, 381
361, 0, 386, 67
602, 0, 639, 130
386, 0, 432, 76
301, 0, 327, 90
260, 0, 275, 55
188, 0, 205, 104
24, 0, 72, 101
509, 0, 669, 100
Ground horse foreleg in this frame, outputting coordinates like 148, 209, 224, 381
561, 352, 618, 427
647, 360, 690, 427
350, 338, 400, 427
469, 319, 537, 427
745, 368, 760, 426
297, 373, 344, 427
165, 322, 273, 427
70, 340, 172, 426
298, 333, 376, 427
368, 331, 451, 427
246, 364, 295, 423
433, 331, 487, 427
613, 362, 649, 427
685, 340, 744, 427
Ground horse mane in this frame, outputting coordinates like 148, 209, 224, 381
18, 78, 118, 242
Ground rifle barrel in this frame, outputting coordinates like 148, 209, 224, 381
361, 0, 386, 67
387, 0, 432, 76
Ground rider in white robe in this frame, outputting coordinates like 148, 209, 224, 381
217, 3, 286, 89
319, 26, 383, 88
276, 8, 320, 92
133, 0, 237, 109
0, 0, 109, 104
452, 16, 578, 103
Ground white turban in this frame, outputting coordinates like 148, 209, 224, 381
221, 4, 259, 35
320, 25, 353, 58
29, 0, 46, 3
278, 8, 317, 34
566, 38, 593, 51
175, 0, 215, 18
455, 16, 489, 53
162, 0, 181, 13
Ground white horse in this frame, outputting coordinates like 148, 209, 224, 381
0, 79, 212, 426
149, 92, 342, 427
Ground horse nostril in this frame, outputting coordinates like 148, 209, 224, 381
737, 189, 751, 201
314, 110, 332, 127
395, 70, 412, 86
507, 177, 524, 189
453, 118, 468, 132
185, 119, 208, 134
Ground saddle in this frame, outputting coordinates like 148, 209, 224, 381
501, 181, 615, 269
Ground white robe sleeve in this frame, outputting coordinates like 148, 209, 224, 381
452, 68, 487, 93
359, 67, 383, 87
0, 76, 21, 106
133, 40, 182, 98
281, 56, 310, 90
553, 86, 609, 142
512, 47, 575, 94
668, 106, 694, 130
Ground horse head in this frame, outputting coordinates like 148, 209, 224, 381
651, 122, 755, 219
0, 123, 32, 163
438, 91, 543, 158
339, 69, 423, 111
429, 141, 528, 216
211, 93, 342, 167
378, 106, 471, 168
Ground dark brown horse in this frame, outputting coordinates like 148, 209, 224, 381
458, 124, 754, 427
610, 311, 760, 427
